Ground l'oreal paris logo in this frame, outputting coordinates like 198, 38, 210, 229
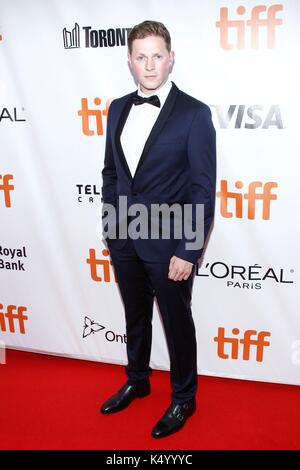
197, 262, 294, 289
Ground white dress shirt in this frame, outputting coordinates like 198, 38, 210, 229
120, 79, 193, 266
120, 79, 172, 178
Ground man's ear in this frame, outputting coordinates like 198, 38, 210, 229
169, 50, 175, 70
127, 51, 132, 67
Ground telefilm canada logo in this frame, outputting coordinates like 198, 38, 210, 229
82, 316, 126, 344
62, 23, 131, 49
76, 182, 101, 204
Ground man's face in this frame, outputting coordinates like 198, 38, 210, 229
128, 35, 174, 95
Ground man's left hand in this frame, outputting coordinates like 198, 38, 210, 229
168, 256, 194, 281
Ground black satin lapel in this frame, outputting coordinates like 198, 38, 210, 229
133, 82, 179, 180
114, 94, 137, 181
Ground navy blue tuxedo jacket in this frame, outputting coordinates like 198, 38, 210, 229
101, 81, 216, 264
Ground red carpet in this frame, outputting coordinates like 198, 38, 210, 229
0, 349, 299, 450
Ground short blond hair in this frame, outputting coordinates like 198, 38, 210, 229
128, 20, 171, 54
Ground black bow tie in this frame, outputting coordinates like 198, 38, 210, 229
132, 94, 161, 108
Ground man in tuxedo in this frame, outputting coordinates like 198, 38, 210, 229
100, 20, 216, 438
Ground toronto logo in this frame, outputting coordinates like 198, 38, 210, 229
63, 23, 80, 49
63, 23, 131, 49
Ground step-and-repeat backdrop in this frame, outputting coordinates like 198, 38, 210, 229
1, 0, 300, 385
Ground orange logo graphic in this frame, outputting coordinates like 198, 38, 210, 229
78, 98, 113, 136
86, 248, 117, 282
0, 34, 3, 42
0, 174, 14, 208
216, 180, 278, 219
214, 327, 271, 361
0, 304, 28, 334
216, 4, 283, 49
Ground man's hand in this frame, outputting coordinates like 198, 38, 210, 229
168, 256, 194, 281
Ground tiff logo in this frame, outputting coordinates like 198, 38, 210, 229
0, 33, 3, 42
0, 174, 14, 208
63, 23, 80, 49
0, 304, 28, 334
0, 340, 5, 365
216, 180, 278, 220
78, 98, 112, 136
216, 4, 283, 49
214, 327, 271, 362
87, 248, 118, 283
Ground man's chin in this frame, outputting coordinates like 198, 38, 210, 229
140, 80, 162, 93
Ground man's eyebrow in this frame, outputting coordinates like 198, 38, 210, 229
136, 52, 162, 56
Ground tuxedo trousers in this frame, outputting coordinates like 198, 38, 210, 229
108, 237, 198, 404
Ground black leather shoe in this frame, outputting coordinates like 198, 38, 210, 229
151, 398, 196, 438
100, 381, 150, 414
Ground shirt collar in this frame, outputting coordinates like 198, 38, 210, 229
137, 79, 172, 108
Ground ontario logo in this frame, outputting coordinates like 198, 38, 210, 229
83, 316, 105, 338
82, 316, 126, 343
